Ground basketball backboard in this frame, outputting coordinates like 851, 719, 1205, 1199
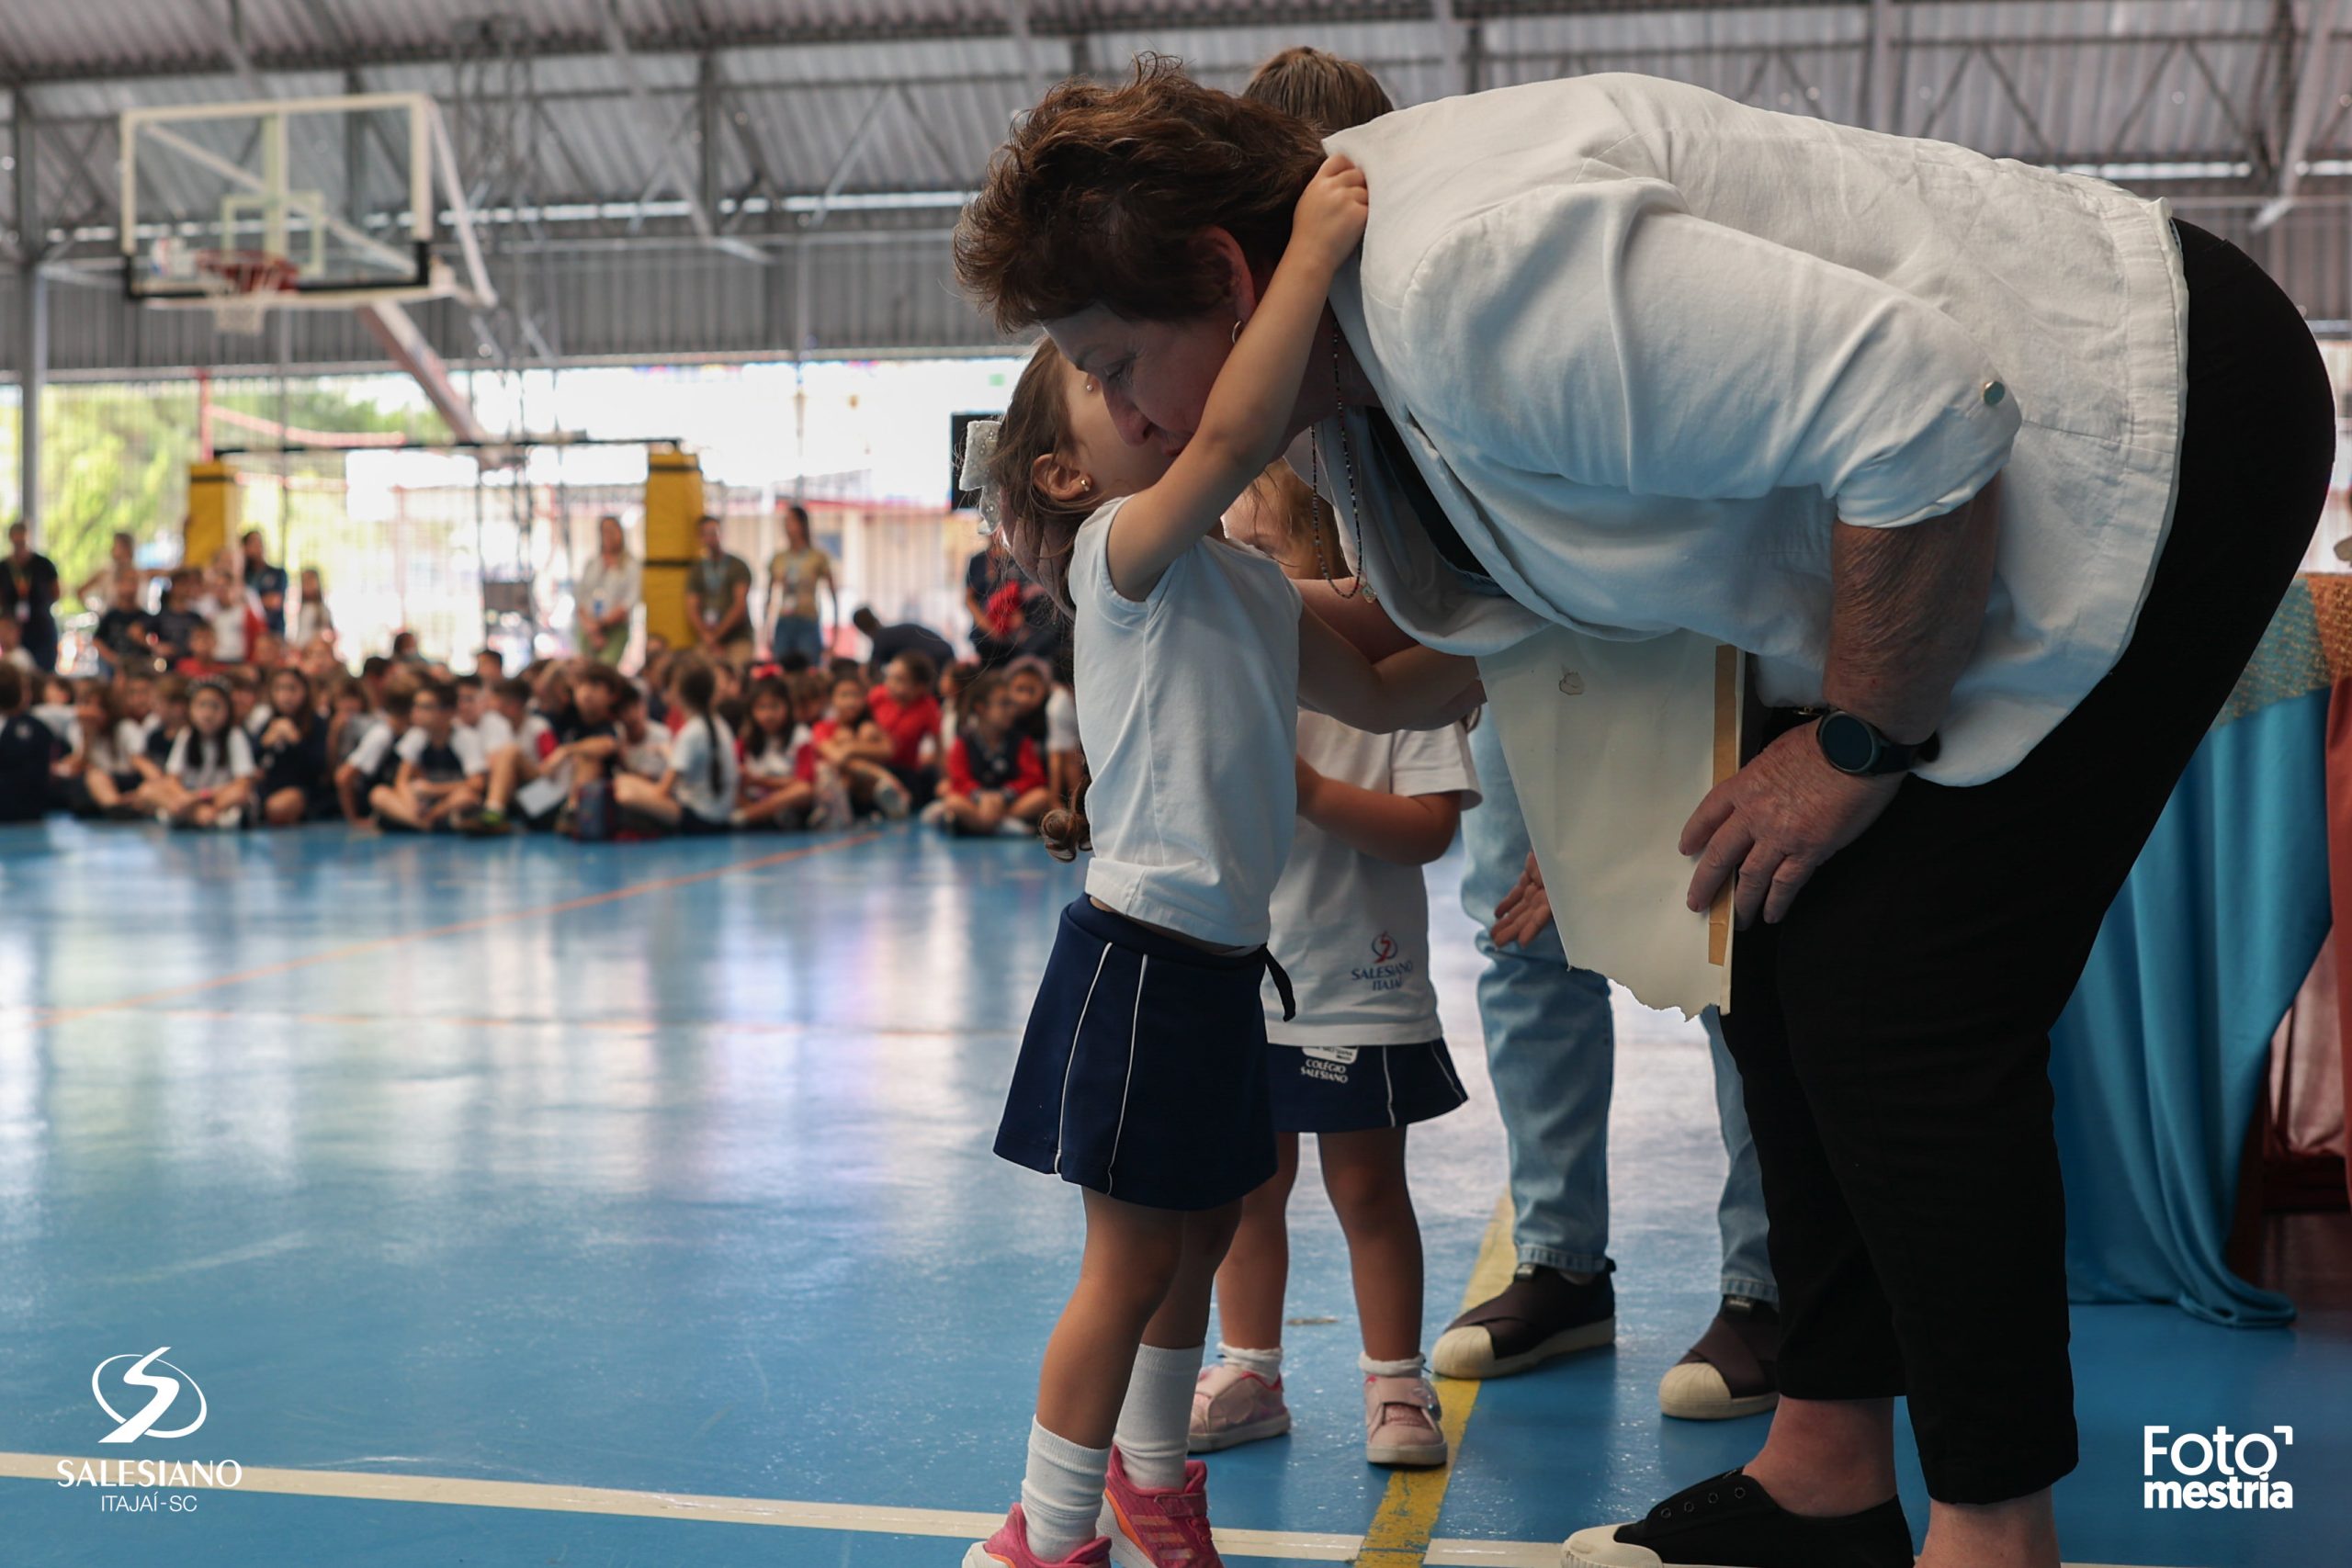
120, 91, 492, 312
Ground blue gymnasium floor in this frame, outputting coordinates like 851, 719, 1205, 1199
0, 821, 2344, 1567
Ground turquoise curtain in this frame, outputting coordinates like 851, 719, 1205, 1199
2050, 683, 2333, 1326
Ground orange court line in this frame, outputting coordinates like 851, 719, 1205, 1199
31, 830, 889, 1028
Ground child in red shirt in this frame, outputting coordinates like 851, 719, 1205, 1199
800, 672, 910, 821
864, 650, 942, 807
934, 671, 1051, 838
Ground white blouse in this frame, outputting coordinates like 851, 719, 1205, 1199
1322, 73, 2188, 786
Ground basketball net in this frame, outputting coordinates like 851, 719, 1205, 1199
194, 250, 299, 336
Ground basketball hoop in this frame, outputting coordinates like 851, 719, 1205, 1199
194, 249, 300, 335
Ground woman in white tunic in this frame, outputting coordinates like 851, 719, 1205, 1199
956, 61, 2334, 1568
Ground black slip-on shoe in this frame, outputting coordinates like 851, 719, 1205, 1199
1658, 1295, 1781, 1420
1562, 1469, 1913, 1568
1430, 1262, 1615, 1379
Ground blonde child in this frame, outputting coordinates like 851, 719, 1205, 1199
1191, 463, 1479, 1470
964, 155, 1480, 1568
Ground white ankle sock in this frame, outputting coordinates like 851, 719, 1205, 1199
1360, 1351, 1426, 1379
1021, 1418, 1109, 1562
1218, 1342, 1283, 1382
1114, 1341, 1204, 1491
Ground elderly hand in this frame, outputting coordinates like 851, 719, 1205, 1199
1680, 724, 1901, 930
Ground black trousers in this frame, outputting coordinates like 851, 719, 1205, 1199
1721, 220, 2335, 1504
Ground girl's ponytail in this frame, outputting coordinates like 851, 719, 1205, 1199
1040, 779, 1091, 863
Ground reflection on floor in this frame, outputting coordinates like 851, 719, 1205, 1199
0, 822, 2342, 1565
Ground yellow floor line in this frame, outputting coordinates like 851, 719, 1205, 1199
1354, 1192, 1521, 1568
29, 829, 888, 1027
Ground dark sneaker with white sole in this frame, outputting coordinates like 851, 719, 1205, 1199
1657, 1295, 1781, 1420
1562, 1469, 1913, 1568
1431, 1262, 1615, 1379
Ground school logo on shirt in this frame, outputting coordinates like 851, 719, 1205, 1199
1352, 931, 1414, 993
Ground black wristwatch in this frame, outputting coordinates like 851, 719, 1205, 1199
1811, 708, 1940, 777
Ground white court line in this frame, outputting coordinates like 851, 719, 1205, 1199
0, 1453, 2177, 1567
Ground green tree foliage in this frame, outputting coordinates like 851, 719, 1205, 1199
4, 378, 446, 602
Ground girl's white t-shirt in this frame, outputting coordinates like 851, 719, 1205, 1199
1263, 713, 1479, 1044
165, 727, 257, 792
1045, 686, 1081, 754
668, 716, 741, 823
741, 724, 806, 780
1071, 499, 1303, 948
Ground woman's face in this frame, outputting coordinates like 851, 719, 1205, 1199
1046, 306, 1241, 459
270, 673, 304, 714
600, 518, 624, 555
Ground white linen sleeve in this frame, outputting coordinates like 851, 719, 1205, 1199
1386, 721, 1480, 809
395, 728, 426, 764
1395, 177, 2022, 528
227, 729, 258, 780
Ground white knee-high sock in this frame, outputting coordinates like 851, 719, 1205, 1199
1022, 1418, 1110, 1562
1114, 1341, 1204, 1490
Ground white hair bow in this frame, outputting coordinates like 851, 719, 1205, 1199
958, 418, 1005, 537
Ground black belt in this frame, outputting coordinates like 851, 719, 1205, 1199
1260, 951, 1297, 1022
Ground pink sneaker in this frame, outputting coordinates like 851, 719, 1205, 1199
1363, 1374, 1448, 1468
963, 1503, 1111, 1568
1187, 1363, 1292, 1453
1096, 1446, 1223, 1568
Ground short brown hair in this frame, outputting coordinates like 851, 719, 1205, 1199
955, 53, 1324, 332
1242, 47, 1395, 133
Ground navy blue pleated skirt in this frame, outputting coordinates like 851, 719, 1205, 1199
995, 897, 1284, 1211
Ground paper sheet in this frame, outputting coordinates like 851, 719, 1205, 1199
1478, 629, 1739, 1018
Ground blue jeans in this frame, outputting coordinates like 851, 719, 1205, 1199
1462, 716, 1776, 1302
772, 615, 825, 664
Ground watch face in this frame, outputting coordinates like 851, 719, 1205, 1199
1817, 712, 1878, 773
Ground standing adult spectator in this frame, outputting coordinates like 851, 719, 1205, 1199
765, 503, 836, 668
1, 522, 62, 673
76, 531, 153, 615
241, 530, 290, 638
685, 515, 754, 667
850, 605, 954, 674
293, 568, 334, 650
574, 515, 641, 666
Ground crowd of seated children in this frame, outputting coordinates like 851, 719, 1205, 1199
1, 558, 1095, 846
